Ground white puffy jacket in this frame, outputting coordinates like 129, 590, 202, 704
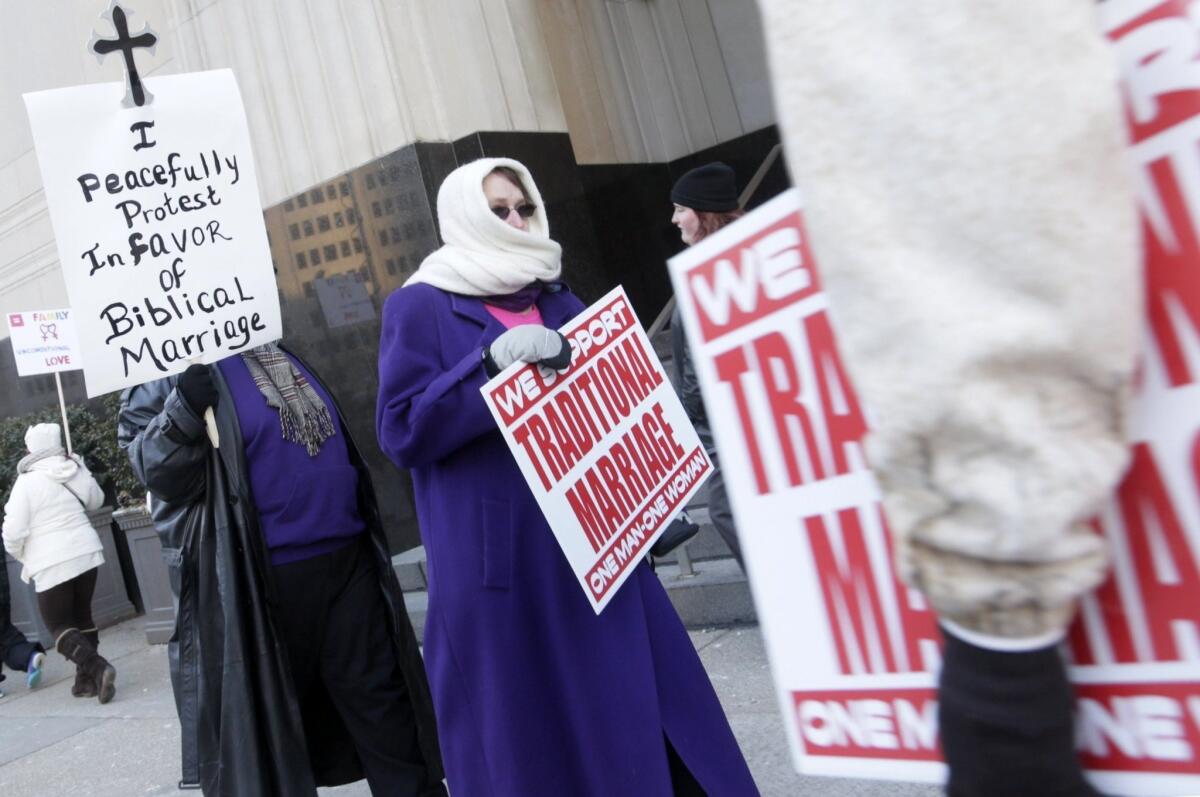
3, 455, 105, 587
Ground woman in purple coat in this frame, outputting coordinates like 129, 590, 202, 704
377, 157, 758, 796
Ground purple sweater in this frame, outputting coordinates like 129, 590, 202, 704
218, 355, 365, 565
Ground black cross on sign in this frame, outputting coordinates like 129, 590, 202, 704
88, 2, 158, 107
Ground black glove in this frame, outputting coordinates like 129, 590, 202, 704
176, 364, 218, 416
938, 629, 1101, 797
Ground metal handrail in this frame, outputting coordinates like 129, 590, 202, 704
738, 143, 781, 210
647, 296, 677, 339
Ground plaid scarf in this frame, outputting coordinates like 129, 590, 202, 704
240, 344, 335, 456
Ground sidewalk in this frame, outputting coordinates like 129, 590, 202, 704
0, 617, 940, 796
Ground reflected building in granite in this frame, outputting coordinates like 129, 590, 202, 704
0, 1, 790, 552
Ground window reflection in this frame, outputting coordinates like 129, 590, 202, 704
262, 148, 440, 552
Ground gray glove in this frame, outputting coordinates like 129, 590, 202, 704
485, 325, 571, 375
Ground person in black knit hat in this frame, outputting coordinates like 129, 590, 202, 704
671, 162, 739, 220
659, 162, 747, 570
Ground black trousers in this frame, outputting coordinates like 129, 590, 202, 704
271, 538, 434, 797
706, 455, 744, 572
36, 567, 97, 640
0, 622, 41, 675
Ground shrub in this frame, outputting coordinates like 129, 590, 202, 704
0, 393, 144, 510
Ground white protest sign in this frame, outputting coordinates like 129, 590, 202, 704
24, 68, 280, 397
6, 308, 83, 376
481, 287, 712, 613
671, 176, 1200, 794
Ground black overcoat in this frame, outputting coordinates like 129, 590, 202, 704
118, 352, 441, 795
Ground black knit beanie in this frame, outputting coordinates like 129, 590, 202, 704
671, 162, 738, 213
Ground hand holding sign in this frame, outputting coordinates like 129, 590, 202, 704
177, 364, 218, 414
177, 363, 220, 448
487, 325, 571, 373
481, 288, 713, 613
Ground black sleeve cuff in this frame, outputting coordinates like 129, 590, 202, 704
482, 346, 501, 378
540, 332, 572, 370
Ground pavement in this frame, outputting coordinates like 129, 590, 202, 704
0, 617, 942, 797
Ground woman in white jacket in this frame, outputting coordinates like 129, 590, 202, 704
2, 423, 116, 703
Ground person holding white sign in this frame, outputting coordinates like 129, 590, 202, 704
119, 348, 444, 796
2, 423, 113, 703
377, 157, 757, 796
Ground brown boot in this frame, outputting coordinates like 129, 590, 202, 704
56, 628, 116, 704
72, 629, 100, 697
71, 665, 97, 697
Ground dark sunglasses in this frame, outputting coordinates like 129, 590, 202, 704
490, 203, 537, 221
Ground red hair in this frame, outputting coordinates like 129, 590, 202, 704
691, 209, 744, 244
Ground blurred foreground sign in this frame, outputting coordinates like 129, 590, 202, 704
669, 182, 1200, 795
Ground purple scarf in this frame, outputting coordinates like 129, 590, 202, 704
482, 282, 547, 312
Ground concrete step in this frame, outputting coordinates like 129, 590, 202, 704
655, 557, 755, 627
392, 545, 429, 592
394, 548, 753, 638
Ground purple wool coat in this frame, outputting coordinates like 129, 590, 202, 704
377, 283, 758, 796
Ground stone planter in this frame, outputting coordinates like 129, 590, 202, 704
7, 505, 138, 647
113, 507, 176, 645
4, 554, 44, 645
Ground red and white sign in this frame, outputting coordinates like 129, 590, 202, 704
669, 13, 1200, 780
481, 287, 712, 613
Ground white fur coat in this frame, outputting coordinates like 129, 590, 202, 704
756, 0, 1142, 639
